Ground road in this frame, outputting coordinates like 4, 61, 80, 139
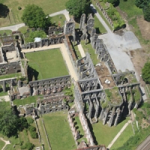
0, 9, 70, 31
136, 136, 150, 150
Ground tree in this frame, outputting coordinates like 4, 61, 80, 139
135, 0, 150, 8
0, 110, 29, 137
25, 30, 47, 43
0, 110, 19, 137
66, 0, 91, 18
107, 0, 120, 6
0, 4, 9, 18
21, 4, 50, 28
142, 62, 150, 83
143, 3, 150, 22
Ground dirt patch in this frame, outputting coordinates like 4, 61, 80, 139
137, 17, 150, 40
130, 49, 149, 87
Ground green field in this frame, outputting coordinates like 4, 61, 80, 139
25, 49, 68, 80
13, 96, 37, 106
111, 123, 134, 150
92, 119, 129, 146
0, 0, 68, 27
0, 139, 5, 149
42, 112, 76, 150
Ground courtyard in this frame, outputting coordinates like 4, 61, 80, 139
42, 112, 76, 150
25, 48, 68, 80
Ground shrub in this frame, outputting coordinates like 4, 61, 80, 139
27, 117, 34, 125
29, 126, 36, 132
30, 131, 38, 139
21, 142, 34, 150
18, 6, 22, 10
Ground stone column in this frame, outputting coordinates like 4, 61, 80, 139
3, 81, 6, 92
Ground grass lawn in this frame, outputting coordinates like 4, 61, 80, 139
37, 119, 49, 150
94, 15, 107, 34
25, 49, 68, 80
119, 0, 143, 19
42, 112, 76, 150
0, 140, 5, 149
92, 119, 129, 146
111, 123, 134, 150
51, 14, 66, 27
0, 92, 8, 96
0, 101, 11, 112
81, 41, 100, 65
0, 30, 12, 35
13, 96, 37, 106
18, 26, 28, 34
0, 73, 21, 80
0, 0, 68, 27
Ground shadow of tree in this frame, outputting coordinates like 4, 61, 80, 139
0, 4, 9, 18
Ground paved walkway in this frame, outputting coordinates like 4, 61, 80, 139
77, 44, 86, 57
22, 44, 78, 81
0, 9, 70, 31
107, 120, 131, 149
0, 137, 10, 150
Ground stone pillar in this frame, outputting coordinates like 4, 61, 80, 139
3, 81, 6, 92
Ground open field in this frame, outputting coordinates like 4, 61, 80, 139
25, 49, 68, 80
81, 41, 99, 65
42, 112, 76, 150
0, 0, 68, 27
111, 123, 134, 150
92, 119, 129, 146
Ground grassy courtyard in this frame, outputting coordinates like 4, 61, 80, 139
42, 112, 76, 150
92, 119, 129, 146
25, 49, 68, 80
0, 0, 68, 27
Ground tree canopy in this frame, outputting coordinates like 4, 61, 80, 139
135, 0, 150, 8
142, 62, 150, 84
107, 0, 120, 7
66, 0, 91, 18
25, 30, 47, 43
21, 4, 50, 28
143, 3, 150, 22
0, 109, 28, 137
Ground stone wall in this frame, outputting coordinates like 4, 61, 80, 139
29, 75, 71, 96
